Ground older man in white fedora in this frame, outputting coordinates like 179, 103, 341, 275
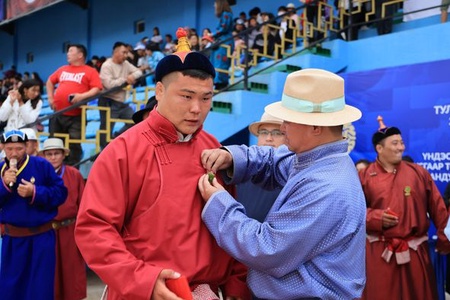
198, 68, 366, 299
39, 138, 87, 300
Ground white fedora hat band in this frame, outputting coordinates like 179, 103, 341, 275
281, 93, 345, 113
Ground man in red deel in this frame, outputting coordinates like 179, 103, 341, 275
75, 28, 250, 300
360, 116, 450, 300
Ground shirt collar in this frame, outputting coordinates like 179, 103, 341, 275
293, 139, 349, 170
147, 109, 201, 143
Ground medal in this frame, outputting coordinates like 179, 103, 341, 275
30, 177, 35, 184
404, 186, 411, 197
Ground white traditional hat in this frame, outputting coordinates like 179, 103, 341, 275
21, 128, 37, 141
265, 69, 362, 126
38, 138, 70, 156
248, 112, 283, 136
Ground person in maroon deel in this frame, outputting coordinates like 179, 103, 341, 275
360, 116, 450, 300
40, 138, 87, 300
75, 28, 250, 300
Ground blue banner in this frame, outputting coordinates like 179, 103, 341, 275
343, 59, 450, 194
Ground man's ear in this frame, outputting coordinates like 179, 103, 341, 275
155, 81, 164, 100
311, 125, 322, 135
375, 143, 383, 154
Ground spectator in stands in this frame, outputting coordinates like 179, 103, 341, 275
234, 18, 246, 34
10, 75, 23, 90
277, 5, 297, 52
238, 11, 247, 26
248, 6, 263, 24
135, 44, 148, 87
0, 79, 43, 133
144, 42, 165, 84
261, 12, 280, 40
303, 0, 327, 46
150, 26, 163, 48
338, 0, 365, 41
360, 117, 450, 299
137, 36, 149, 48
251, 21, 276, 62
163, 34, 176, 55
75, 28, 250, 300
39, 137, 87, 300
211, 0, 234, 90
186, 27, 198, 38
0, 77, 9, 96
21, 128, 39, 156
442, 0, 449, 23
0, 129, 67, 300
3, 65, 17, 80
126, 43, 139, 67
237, 112, 285, 222
201, 35, 214, 59
202, 27, 212, 38
1, 77, 15, 96
355, 158, 370, 171
189, 33, 201, 51
246, 17, 260, 48
232, 30, 245, 66
87, 55, 103, 72
46, 44, 103, 166
0, 77, 6, 132
31, 72, 44, 94
98, 41, 142, 149
22, 72, 30, 81
286, 3, 300, 30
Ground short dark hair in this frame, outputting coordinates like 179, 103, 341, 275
19, 79, 42, 109
69, 44, 87, 59
249, 7, 261, 16
113, 41, 127, 51
146, 42, 160, 52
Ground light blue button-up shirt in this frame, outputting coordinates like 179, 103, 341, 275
202, 140, 366, 300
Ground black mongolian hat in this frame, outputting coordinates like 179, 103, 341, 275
371, 116, 401, 146
154, 27, 215, 82
132, 96, 158, 124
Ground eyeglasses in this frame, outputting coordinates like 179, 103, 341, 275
257, 129, 284, 137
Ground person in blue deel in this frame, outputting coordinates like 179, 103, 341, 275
0, 129, 67, 300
